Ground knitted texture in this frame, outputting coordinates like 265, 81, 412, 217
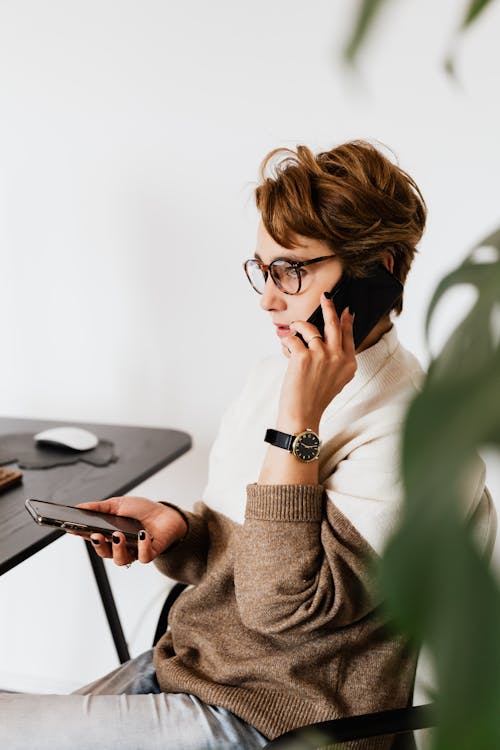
153, 485, 417, 744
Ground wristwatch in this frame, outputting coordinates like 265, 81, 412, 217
264, 427, 321, 462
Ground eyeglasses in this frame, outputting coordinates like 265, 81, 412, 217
243, 255, 336, 295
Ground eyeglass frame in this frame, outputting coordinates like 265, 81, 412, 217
243, 254, 337, 295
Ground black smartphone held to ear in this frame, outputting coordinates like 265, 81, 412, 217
295, 263, 403, 351
25, 498, 148, 545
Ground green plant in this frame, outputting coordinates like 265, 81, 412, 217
343, 0, 497, 78
380, 228, 500, 750
343, 2, 500, 748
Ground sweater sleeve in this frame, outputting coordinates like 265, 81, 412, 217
325, 433, 488, 556
153, 501, 210, 585
234, 483, 380, 638
322, 431, 406, 556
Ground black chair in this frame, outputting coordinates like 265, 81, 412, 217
263, 703, 435, 749
152, 582, 188, 648
152, 581, 435, 749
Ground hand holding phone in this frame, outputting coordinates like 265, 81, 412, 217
295, 263, 402, 351
25, 496, 187, 566
275, 263, 403, 430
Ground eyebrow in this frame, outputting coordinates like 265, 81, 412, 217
253, 250, 303, 262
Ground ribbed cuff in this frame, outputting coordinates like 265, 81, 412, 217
245, 483, 324, 522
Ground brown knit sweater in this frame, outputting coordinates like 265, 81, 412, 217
153, 483, 417, 746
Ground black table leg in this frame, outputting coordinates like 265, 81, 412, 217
84, 540, 130, 664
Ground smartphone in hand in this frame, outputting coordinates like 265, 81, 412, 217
25, 498, 148, 545
295, 263, 403, 350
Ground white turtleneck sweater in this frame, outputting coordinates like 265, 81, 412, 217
201, 324, 488, 558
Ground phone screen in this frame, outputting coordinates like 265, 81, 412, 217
25, 498, 144, 543
295, 263, 403, 350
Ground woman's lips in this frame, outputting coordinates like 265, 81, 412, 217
276, 326, 291, 338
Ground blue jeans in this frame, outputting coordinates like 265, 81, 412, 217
0, 649, 269, 750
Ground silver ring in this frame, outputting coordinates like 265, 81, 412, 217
307, 335, 323, 345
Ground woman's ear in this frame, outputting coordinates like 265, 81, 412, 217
382, 252, 394, 274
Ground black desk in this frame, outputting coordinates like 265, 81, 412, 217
0, 417, 192, 663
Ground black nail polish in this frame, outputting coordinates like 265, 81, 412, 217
139, 530, 146, 541
112, 534, 120, 544
91, 538, 100, 545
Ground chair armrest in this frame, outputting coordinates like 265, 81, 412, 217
152, 582, 189, 647
264, 703, 436, 749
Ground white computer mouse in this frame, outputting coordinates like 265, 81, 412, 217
34, 427, 99, 451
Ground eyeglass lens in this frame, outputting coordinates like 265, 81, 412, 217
245, 259, 300, 294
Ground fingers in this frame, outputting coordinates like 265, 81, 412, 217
89, 530, 155, 567
281, 339, 292, 358
137, 529, 156, 563
88, 532, 132, 565
286, 293, 355, 353
89, 533, 113, 559
110, 533, 138, 566
340, 304, 356, 356
320, 294, 355, 351
319, 292, 342, 349
286, 323, 323, 350
283, 329, 308, 354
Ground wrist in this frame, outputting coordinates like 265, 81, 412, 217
258, 441, 320, 485
158, 501, 189, 543
276, 417, 321, 434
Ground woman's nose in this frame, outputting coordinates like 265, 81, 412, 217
260, 274, 285, 311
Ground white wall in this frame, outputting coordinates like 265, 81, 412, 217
0, 0, 499, 691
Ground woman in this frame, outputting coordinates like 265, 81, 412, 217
1, 140, 432, 749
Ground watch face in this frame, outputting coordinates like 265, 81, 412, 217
292, 430, 320, 462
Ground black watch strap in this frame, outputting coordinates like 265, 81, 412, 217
264, 428, 295, 452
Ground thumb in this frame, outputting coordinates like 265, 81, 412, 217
76, 498, 123, 515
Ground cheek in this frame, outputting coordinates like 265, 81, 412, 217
302, 268, 342, 312
293, 291, 323, 322
290, 266, 342, 321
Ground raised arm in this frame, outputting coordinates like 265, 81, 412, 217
233, 294, 366, 635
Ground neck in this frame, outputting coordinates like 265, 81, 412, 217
356, 316, 393, 354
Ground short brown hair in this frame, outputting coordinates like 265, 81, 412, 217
254, 139, 427, 315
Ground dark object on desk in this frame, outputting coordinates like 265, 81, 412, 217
0, 467, 23, 494
1, 416, 192, 665
0, 433, 117, 470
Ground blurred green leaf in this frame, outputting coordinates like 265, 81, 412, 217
379, 221, 500, 749
337, 2, 500, 747
402, 366, 499, 504
343, 0, 392, 64
381, 514, 500, 750
443, 53, 458, 82
341, 0, 498, 82
445, 0, 497, 82
425, 226, 500, 348
461, 0, 496, 29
